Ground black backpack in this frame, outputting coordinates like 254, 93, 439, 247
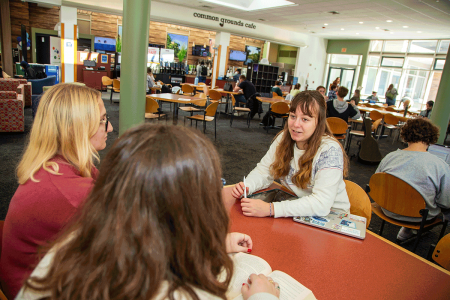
35, 71, 47, 79
201, 66, 207, 76
161, 84, 171, 93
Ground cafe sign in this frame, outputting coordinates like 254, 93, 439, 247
193, 12, 256, 29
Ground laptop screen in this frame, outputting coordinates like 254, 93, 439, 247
428, 144, 450, 166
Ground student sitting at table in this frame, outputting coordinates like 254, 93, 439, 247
375, 118, 450, 241
316, 85, 328, 101
17, 124, 280, 300
272, 81, 283, 97
233, 75, 257, 108
146, 67, 156, 95
419, 100, 434, 119
289, 83, 301, 98
326, 86, 360, 122
232, 91, 350, 218
327, 84, 338, 100
366, 91, 378, 103
349, 89, 361, 105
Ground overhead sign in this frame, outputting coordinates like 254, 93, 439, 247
193, 12, 256, 29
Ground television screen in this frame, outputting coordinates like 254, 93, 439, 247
192, 45, 210, 57
229, 50, 247, 62
245, 45, 261, 65
94, 37, 116, 52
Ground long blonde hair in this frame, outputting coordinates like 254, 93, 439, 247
17, 83, 102, 184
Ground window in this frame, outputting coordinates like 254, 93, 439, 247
408, 40, 437, 53
330, 54, 359, 65
434, 59, 445, 70
377, 68, 401, 96
367, 55, 380, 66
362, 67, 378, 94
381, 57, 404, 68
438, 40, 450, 54
369, 40, 382, 52
383, 40, 408, 53
404, 57, 433, 70
400, 70, 428, 103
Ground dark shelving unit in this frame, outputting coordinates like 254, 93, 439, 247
246, 63, 279, 94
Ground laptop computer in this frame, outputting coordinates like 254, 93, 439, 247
427, 144, 450, 166
293, 210, 367, 240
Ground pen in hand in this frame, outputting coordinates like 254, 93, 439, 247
243, 176, 247, 198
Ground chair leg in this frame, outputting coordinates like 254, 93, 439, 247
438, 219, 449, 241
230, 109, 234, 127
214, 117, 217, 140
379, 219, 385, 236
110, 89, 113, 104
413, 228, 424, 253
247, 112, 251, 128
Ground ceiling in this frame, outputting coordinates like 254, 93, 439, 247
52, 0, 450, 40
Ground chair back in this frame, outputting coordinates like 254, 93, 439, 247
273, 95, 284, 100
272, 91, 278, 98
145, 98, 159, 114
384, 114, 399, 126
372, 118, 382, 133
181, 84, 195, 95
327, 117, 348, 135
385, 107, 396, 112
345, 180, 372, 228
368, 173, 426, 218
271, 102, 290, 115
205, 101, 219, 117
198, 82, 206, 86
369, 110, 383, 121
113, 79, 120, 91
432, 233, 450, 271
208, 89, 222, 101
198, 92, 207, 99
102, 76, 113, 86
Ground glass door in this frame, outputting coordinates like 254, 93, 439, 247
326, 67, 356, 100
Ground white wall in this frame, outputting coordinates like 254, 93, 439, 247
295, 36, 328, 90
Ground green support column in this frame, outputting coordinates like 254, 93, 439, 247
119, 0, 151, 135
430, 49, 450, 144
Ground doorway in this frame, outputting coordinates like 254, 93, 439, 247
35, 33, 57, 64
326, 67, 356, 100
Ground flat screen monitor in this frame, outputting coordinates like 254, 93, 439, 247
245, 45, 261, 65
192, 45, 210, 57
94, 37, 116, 52
229, 50, 247, 62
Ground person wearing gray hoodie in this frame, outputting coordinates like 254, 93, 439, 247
326, 86, 360, 122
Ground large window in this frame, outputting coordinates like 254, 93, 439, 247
362, 39, 447, 110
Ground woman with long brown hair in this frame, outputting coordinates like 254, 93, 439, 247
17, 124, 280, 300
232, 91, 350, 218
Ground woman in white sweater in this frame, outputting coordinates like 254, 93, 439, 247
232, 91, 350, 218
17, 124, 279, 300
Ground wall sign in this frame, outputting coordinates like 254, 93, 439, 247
193, 12, 256, 29
341, 48, 347, 53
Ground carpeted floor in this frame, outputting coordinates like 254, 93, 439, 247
1, 91, 449, 261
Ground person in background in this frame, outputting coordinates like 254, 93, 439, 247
398, 95, 413, 109
385, 84, 398, 106
316, 85, 328, 101
375, 118, 450, 242
146, 67, 155, 95
349, 89, 361, 105
17, 124, 279, 300
326, 86, 360, 122
272, 81, 283, 97
233, 68, 241, 82
20, 61, 36, 79
232, 91, 350, 218
0, 84, 113, 299
327, 84, 337, 100
233, 75, 256, 108
419, 100, 434, 119
289, 83, 301, 98
329, 77, 340, 90
366, 91, 378, 103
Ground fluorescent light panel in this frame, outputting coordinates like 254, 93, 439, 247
202, 0, 296, 11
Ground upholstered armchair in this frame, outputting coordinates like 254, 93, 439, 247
0, 87, 25, 132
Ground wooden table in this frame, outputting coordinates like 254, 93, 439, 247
257, 96, 290, 105
357, 106, 412, 122
223, 185, 450, 300
183, 83, 210, 93
213, 88, 239, 114
146, 93, 204, 124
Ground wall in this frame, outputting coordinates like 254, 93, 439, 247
277, 45, 297, 65
268, 43, 278, 63
295, 36, 328, 89
326, 39, 370, 87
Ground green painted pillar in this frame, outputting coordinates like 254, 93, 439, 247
119, 0, 151, 135
430, 48, 450, 144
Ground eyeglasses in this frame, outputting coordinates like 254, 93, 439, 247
100, 114, 110, 131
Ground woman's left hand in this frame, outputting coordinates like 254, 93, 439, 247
241, 198, 271, 217
226, 232, 253, 253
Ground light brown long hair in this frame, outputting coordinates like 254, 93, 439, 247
24, 124, 233, 300
270, 91, 348, 189
387, 84, 394, 91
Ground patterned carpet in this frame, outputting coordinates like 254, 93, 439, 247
1, 91, 449, 261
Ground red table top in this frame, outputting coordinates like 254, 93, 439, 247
223, 186, 450, 300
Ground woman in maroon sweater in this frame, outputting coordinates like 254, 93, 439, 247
0, 84, 113, 299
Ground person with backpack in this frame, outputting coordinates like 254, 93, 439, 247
19, 61, 36, 79
385, 84, 398, 106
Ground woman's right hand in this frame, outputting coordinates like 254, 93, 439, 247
232, 182, 249, 199
241, 274, 280, 300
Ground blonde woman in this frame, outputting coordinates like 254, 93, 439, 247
0, 84, 113, 299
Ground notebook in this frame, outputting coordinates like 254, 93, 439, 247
293, 210, 367, 240
428, 144, 450, 166
247, 188, 298, 203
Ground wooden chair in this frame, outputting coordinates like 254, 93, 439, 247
345, 118, 382, 153
366, 172, 448, 253
266, 102, 290, 133
181, 84, 195, 95
110, 79, 120, 104
344, 180, 371, 228
369, 110, 383, 121
208, 89, 227, 113
145, 98, 165, 121
429, 233, 450, 271
326, 117, 348, 141
272, 91, 280, 98
198, 82, 206, 86
101, 76, 113, 92
384, 113, 401, 144
230, 94, 251, 128
179, 94, 207, 125
186, 102, 219, 140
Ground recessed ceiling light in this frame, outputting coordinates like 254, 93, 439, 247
359, 22, 363, 24
417, 31, 422, 33
403, 26, 408, 28
386, 20, 393, 22
390, 32, 394, 34
356, 33, 359, 35
324, 23, 328, 26
375, 27, 380, 29
341, 28, 344, 30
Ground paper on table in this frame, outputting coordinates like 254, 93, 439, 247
178, 98, 191, 101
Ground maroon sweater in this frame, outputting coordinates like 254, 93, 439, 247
0, 157, 98, 299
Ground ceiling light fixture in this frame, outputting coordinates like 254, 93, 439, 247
356, 33, 359, 35
341, 28, 344, 30
359, 22, 363, 24
202, 0, 296, 11
324, 23, 328, 26
375, 27, 380, 29
403, 26, 408, 28
390, 32, 394, 34
417, 31, 422, 33
386, 20, 393, 22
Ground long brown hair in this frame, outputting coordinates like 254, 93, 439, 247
25, 124, 233, 300
387, 84, 394, 91
270, 91, 348, 189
